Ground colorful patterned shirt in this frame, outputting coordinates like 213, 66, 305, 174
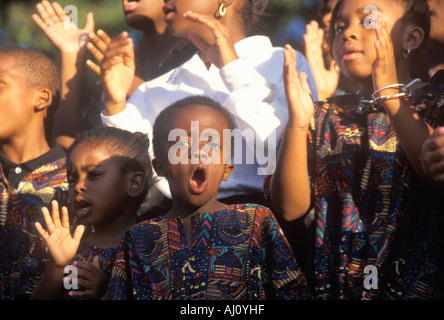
306, 73, 444, 299
0, 145, 68, 299
104, 204, 310, 300
64, 242, 119, 300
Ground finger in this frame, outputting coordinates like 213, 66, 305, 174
31, 13, 49, 31
87, 41, 104, 64
52, 1, 69, 21
40, 206, 55, 233
187, 33, 210, 54
86, 59, 101, 76
84, 12, 95, 32
34, 222, 49, 241
41, 0, 62, 23
35, 2, 53, 25
96, 30, 112, 48
73, 225, 85, 244
90, 30, 110, 54
50, 200, 62, 229
60, 206, 70, 228
299, 72, 312, 95
184, 11, 225, 38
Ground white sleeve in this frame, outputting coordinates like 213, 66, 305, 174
219, 56, 287, 175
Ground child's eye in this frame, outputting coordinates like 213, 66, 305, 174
67, 174, 78, 186
176, 140, 191, 147
207, 141, 221, 149
334, 24, 346, 34
87, 171, 103, 180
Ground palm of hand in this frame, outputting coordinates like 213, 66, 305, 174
45, 226, 81, 267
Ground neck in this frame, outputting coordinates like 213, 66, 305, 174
87, 213, 136, 248
166, 196, 227, 220
137, 28, 178, 70
1, 132, 50, 164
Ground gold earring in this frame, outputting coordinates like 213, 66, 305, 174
218, 3, 226, 17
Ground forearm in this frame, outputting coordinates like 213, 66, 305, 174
383, 98, 433, 180
30, 261, 65, 300
52, 49, 88, 149
270, 126, 312, 221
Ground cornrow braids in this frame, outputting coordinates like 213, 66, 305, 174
68, 126, 153, 209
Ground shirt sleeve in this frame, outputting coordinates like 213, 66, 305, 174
258, 206, 311, 300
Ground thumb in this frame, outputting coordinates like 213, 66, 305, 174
92, 255, 102, 269
73, 224, 85, 244
85, 12, 95, 32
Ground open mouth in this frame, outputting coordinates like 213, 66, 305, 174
123, 0, 140, 13
341, 45, 363, 61
189, 164, 207, 194
75, 197, 92, 219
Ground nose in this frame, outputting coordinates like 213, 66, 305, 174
74, 178, 86, 193
341, 23, 360, 42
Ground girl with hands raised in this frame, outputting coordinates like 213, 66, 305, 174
31, 127, 153, 299
99, 0, 317, 206
269, 0, 443, 299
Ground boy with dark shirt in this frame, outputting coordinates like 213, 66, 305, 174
0, 45, 68, 299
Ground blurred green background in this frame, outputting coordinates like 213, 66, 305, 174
0, 0, 320, 114
0, 0, 320, 58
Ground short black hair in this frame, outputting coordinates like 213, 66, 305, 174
68, 126, 153, 210
329, 0, 431, 80
152, 95, 235, 160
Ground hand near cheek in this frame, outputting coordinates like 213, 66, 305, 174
372, 19, 399, 100
184, 11, 238, 69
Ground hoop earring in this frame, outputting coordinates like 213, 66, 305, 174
403, 47, 411, 58
218, 3, 226, 17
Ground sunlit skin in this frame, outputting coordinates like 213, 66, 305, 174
67, 142, 138, 244
271, 0, 432, 221
153, 104, 234, 247
0, 53, 51, 164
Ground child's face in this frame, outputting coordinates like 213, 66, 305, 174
331, 0, 406, 82
0, 54, 37, 140
155, 104, 234, 208
67, 142, 133, 227
162, 0, 219, 38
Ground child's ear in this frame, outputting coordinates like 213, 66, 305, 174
222, 163, 234, 181
34, 88, 52, 112
152, 158, 166, 177
127, 172, 146, 197
403, 24, 425, 53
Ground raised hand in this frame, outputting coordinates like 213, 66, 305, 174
32, 0, 94, 53
86, 29, 112, 76
303, 20, 340, 101
184, 10, 238, 69
372, 18, 399, 100
100, 32, 136, 115
283, 44, 315, 131
35, 200, 85, 268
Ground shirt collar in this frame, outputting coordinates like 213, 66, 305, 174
0, 144, 66, 177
